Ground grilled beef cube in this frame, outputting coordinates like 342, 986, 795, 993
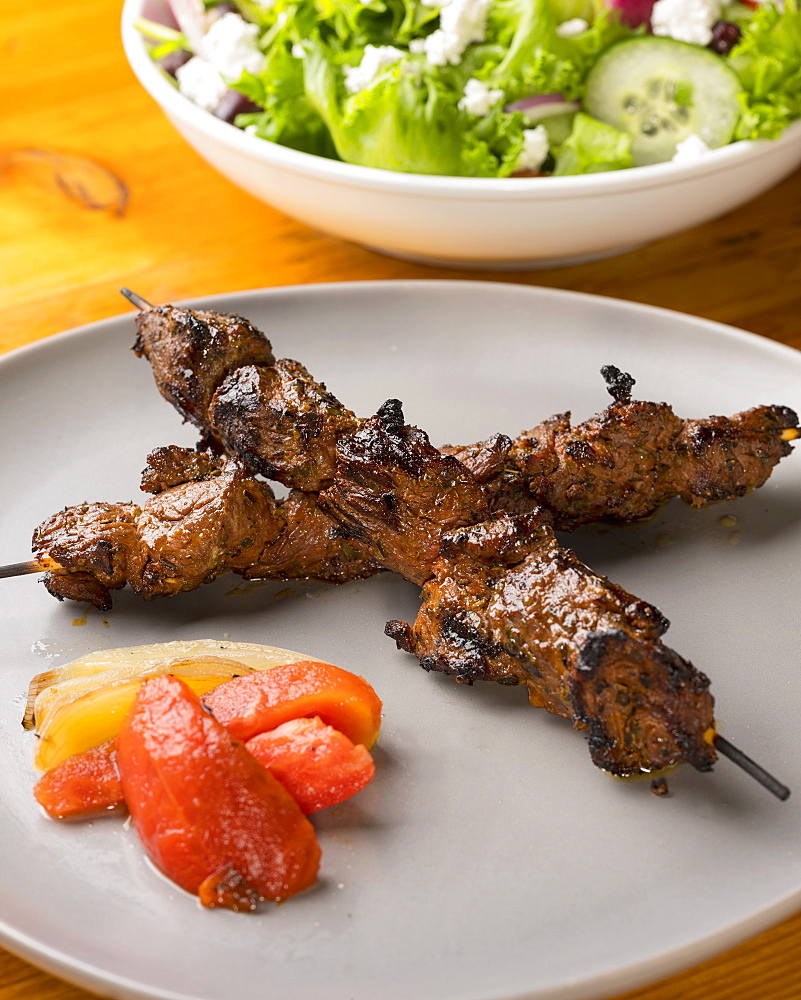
32, 458, 379, 609
673, 405, 799, 504
443, 433, 543, 516
34, 502, 142, 610
244, 490, 379, 585
33, 460, 282, 609
571, 630, 715, 776
210, 360, 360, 491
319, 401, 489, 585
386, 510, 715, 776
444, 433, 514, 484
133, 306, 275, 432
140, 445, 225, 494
508, 400, 799, 530
132, 459, 282, 594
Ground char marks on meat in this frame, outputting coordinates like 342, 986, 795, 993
210, 360, 359, 491
500, 397, 799, 529
133, 306, 274, 434
319, 401, 488, 585
244, 490, 378, 585
386, 510, 714, 776
34, 449, 378, 611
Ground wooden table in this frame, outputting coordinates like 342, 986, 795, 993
3, 2, 801, 998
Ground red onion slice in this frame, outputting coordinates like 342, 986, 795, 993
608, 0, 656, 28
507, 93, 567, 110
141, 0, 179, 28
168, 0, 208, 57
506, 94, 581, 122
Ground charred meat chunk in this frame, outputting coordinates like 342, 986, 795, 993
210, 360, 360, 491
34, 460, 282, 609
32, 460, 378, 610
34, 502, 141, 610
319, 401, 489, 585
387, 510, 714, 776
133, 306, 275, 432
244, 490, 379, 585
506, 398, 799, 529
140, 445, 225, 494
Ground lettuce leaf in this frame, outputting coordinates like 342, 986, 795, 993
729, 0, 801, 139
483, 0, 635, 101
551, 111, 632, 174
232, 26, 337, 157
303, 37, 528, 176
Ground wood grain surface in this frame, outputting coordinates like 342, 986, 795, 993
2, 2, 801, 999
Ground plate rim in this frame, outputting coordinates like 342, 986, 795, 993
6, 279, 801, 370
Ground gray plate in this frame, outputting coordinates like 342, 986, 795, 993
1, 281, 800, 1000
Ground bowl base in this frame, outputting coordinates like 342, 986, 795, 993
359, 241, 648, 271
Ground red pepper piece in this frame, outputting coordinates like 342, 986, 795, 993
203, 660, 382, 748
246, 716, 376, 814
116, 674, 320, 906
33, 741, 123, 819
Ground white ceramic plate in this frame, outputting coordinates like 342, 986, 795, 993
1, 281, 800, 1000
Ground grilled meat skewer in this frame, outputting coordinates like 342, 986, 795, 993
34, 447, 377, 611
315, 400, 715, 776
134, 305, 799, 528
386, 511, 715, 777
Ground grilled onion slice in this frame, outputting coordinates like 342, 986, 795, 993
26, 639, 318, 772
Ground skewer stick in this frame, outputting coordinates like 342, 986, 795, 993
713, 733, 791, 801
120, 288, 153, 311
0, 557, 58, 579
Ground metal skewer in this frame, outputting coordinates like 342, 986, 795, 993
0, 559, 51, 579
120, 288, 153, 311
713, 733, 790, 801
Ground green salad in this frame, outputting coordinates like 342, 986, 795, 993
138, 0, 801, 176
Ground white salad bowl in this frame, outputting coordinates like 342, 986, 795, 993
121, 0, 801, 269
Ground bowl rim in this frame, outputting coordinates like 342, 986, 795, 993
121, 0, 801, 200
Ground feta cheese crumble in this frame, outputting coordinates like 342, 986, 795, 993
175, 57, 229, 113
343, 45, 406, 94
515, 125, 550, 173
419, 0, 493, 67
650, 0, 723, 46
556, 18, 589, 38
458, 78, 505, 116
672, 133, 711, 162
203, 12, 266, 80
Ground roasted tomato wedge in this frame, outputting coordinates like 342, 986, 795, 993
246, 716, 376, 814
203, 660, 382, 748
33, 741, 123, 819
116, 674, 320, 907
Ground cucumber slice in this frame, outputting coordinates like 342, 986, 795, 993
584, 37, 742, 166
